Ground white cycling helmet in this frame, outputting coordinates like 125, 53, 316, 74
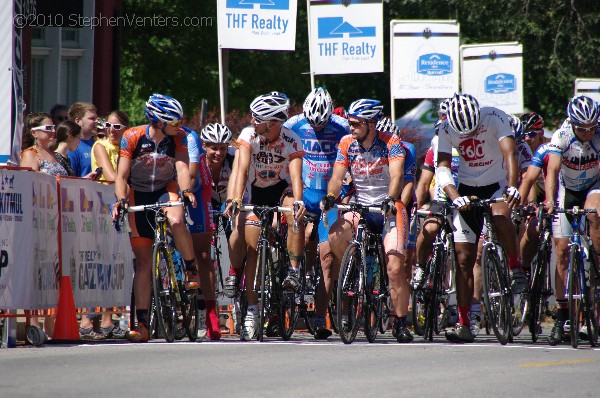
303, 87, 333, 128
347, 99, 383, 121
376, 117, 399, 135
438, 98, 450, 117
567, 95, 599, 125
447, 93, 480, 135
145, 93, 184, 123
250, 91, 290, 123
200, 123, 233, 144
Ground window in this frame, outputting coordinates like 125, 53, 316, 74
61, 28, 80, 48
31, 28, 45, 46
30, 57, 45, 112
60, 58, 79, 106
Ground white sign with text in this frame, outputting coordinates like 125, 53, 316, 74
574, 78, 600, 103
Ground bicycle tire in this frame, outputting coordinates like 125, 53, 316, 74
411, 289, 426, 336
426, 249, 447, 341
336, 243, 363, 344
587, 247, 600, 346
258, 242, 272, 342
568, 248, 582, 348
280, 254, 300, 341
364, 252, 383, 343
512, 291, 526, 336
528, 246, 549, 342
481, 245, 511, 345
152, 242, 177, 342
183, 290, 198, 342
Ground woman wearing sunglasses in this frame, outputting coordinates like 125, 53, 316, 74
91, 110, 130, 182
20, 112, 68, 176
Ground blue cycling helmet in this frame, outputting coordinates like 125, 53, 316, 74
347, 99, 383, 121
145, 93, 184, 123
567, 95, 599, 125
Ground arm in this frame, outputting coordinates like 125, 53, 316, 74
226, 149, 240, 200
93, 144, 116, 181
400, 181, 414, 208
517, 165, 542, 205
113, 156, 131, 220
388, 157, 404, 200
288, 157, 303, 202
175, 151, 196, 207
188, 161, 198, 189
544, 153, 562, 211
326, 163, 347, 199
416, 169, 434, 208
499, 136, 518, 188
439, 152, 461, 203
20, 150, 40, 171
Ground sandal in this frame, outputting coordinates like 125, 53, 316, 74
101, 325, 127, 339
79, 326, 105, 341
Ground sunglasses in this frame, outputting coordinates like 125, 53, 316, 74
105, 122, 124, 130
349, 120, 367, 128
32, 124, 55, 132
574, 124, 597, 133
168, 120, 183, 127
523, 130, 541, 139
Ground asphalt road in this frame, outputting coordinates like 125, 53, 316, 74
2, 329, 599, 398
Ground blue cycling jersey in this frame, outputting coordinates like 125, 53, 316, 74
283, 114, 349, 191
401, 141, 417, 182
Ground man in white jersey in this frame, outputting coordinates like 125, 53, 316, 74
436, 93, 522, 343
544, 95, 600, 345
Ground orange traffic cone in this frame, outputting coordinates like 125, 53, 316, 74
52, 276, 80, 341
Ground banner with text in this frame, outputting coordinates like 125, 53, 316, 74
460, 42, 524, 114
59, 178, 134, 308
217, 0, 298, 50
0, 171, 58, 310
390, 20, 459, 99
575, 78, 600, 103
309, 0, 383, 75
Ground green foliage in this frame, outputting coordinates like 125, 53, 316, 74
120, 0, 600, 129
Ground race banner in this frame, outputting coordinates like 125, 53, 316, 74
217, 0, 298, 50
460, 42, 524, 114
0, 170, 58, 310
390, 20, 460, 99
59, 178, 134, 308
308, 0, 383, 75
574, 78, 600, 103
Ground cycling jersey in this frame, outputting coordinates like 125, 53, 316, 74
186, 128, 213, 234
547, 120, 600, 191
237, 126, 304, 190
119, 125, 188, 193
402, 141, 417, 184
283, 114, 349, 191
530, 143, 551, 193
424, 135, 459, 202
335, 131, 405, 206
437, 107, 513, 187
516, 141, 532, 172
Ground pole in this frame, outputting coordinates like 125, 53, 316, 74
218, 47, 228, 124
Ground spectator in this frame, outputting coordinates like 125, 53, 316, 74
91, 110, 130, 182
21, 113, 67, 176
67, 102, 98, 177
53, 121, 81, 176
50, 104, 69, 126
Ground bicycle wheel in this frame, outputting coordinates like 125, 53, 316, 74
528, 247, 549, 342
364, 253, 383, 343
257, 242, 272, 342
587, 248, 600, 346
182, 289, 198, 342
481, 245, 511, 345
426, 250, 446, 341
568, 248, 582, 348
279, 254, 300, 341
411, 289, 426, 336
512, 291, 526, 336
336, 243, 364, 344
152, 242, 177, 342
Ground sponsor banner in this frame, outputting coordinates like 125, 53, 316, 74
309, 0, 383, 75
217, 0, 298, 50
390, 20, 460, 99
460, 42, 524, 114
574, 78, 600, 103
0, 171, 57, 310
60, 178, 134, 308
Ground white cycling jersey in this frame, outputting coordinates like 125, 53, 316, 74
437, 107, 513, 187
547, 119, 600, 191
237, 126, 304, 189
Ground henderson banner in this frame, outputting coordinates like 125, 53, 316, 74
308, 0, 383, 75
574, 78, 600, 103
390, 20, 460, 99
217, 0, 298, 50
59, 178, 134, 308
0, 170, 134, 310
460, 42, 524, 114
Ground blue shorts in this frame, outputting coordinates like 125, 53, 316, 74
303, 187, 337, 243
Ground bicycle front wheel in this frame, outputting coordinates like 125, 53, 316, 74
528, 246, 550, 342
279, 254, 300, 341
257, 242, 272, 342
152, 242, 177, 342
364, 256, 383, 343
568, 248, 582, 348
481, 246, 511, 345
336, 243, 364, 344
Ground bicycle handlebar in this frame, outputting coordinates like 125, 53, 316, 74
323, 203, 393, 232
127, 200, 194, 226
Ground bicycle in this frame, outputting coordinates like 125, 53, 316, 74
555, 206, 600, 348
118, 200, 200, 343
413, 202, 457, 341
211, 211, 230, 298
330, 203, 391, 344
512, 203, 554, 342
232, 202, 299, 341
473, 197, 512, 345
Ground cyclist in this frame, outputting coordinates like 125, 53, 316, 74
322, 99, 412, 342
282, 87, 349, 339
185, 124, 221, 340
224, 92, 306, 341
435, 93, 521, 343
112, 93, 199, 343
543, 95, 600, 345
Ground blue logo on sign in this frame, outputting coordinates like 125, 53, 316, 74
225, 0, 289, 10
417, 53, 452, 76
485, 73, 516, 94
317, 17, 376, 39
